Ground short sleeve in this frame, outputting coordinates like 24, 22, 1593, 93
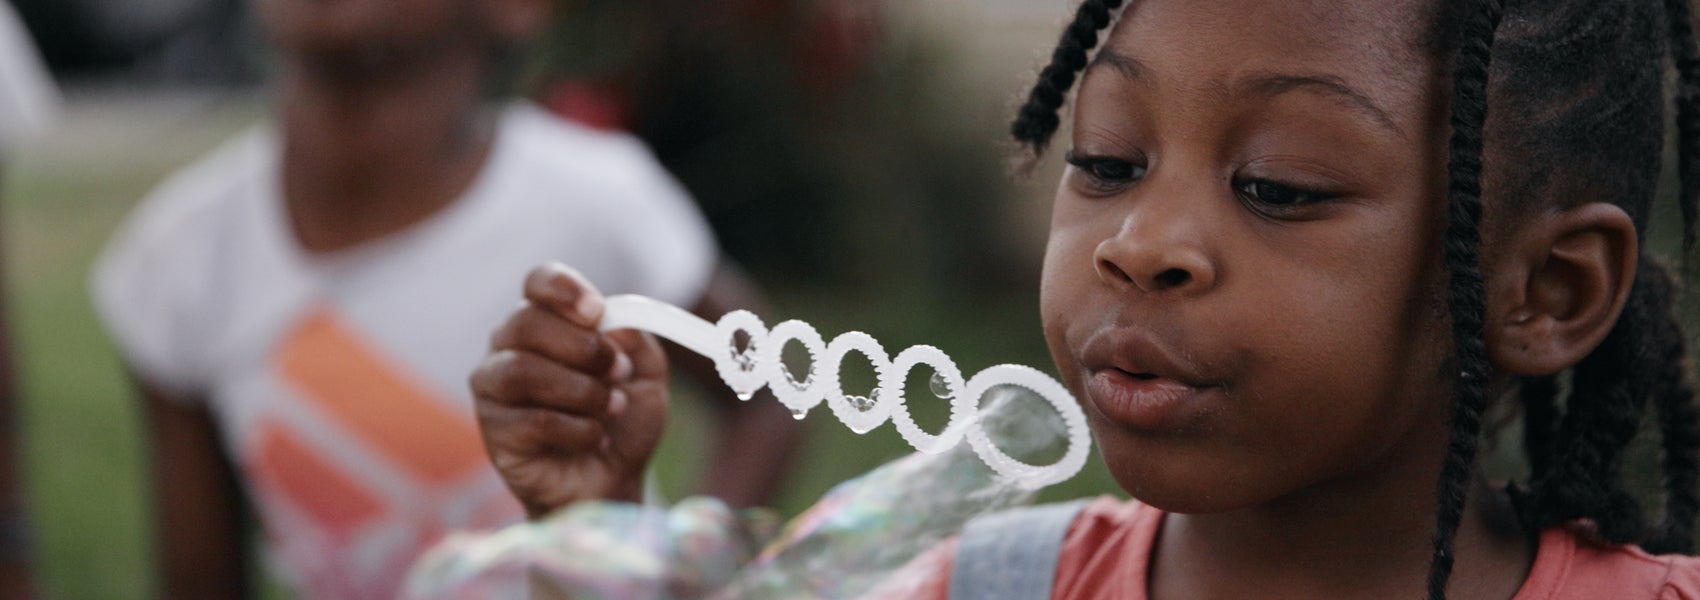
601, 161, 717, 307
1660, 556, 1700, 599
90, 193, 214, 395
0, 3, 59, 156
1518, 525, 1700, 600
87, 132, 270, 396
482, 105, 720, 307
513, 106, 719, 307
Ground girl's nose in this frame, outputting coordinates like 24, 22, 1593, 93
1092, 207, 1216, 295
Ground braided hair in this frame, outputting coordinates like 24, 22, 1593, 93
1669, 0, 1700, 251
1012, 1, 1700, 598
1009, 0, 1125, 153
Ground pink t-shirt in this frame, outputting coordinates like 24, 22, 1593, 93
886, 496, 1700, 599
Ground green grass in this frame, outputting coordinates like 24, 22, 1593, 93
3, 97, 273, 599
8, 158, 170, 599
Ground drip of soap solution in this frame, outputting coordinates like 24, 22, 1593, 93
731, 342, 756, 371
780, 362, 814, 391
930, 371, 955, 399
845, 389, 880, 433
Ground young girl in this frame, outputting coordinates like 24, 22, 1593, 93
89, 0, 801, 596
472, 0, 1700, 597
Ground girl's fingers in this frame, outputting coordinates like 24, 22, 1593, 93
489, 305, 616, 375
601, 330, 670, 460
523, 262, 605, 329
471, 350, 612, 415
605, 329, 667, 381
476, 400, 605, 454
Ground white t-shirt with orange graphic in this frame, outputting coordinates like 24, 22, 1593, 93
90, 103, 717, 599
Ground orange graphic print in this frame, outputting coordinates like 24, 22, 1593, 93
242, 306, 514, 598
252, 425, 384, 539
274, 307, 488, 484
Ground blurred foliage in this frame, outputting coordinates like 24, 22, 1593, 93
10, 0, 262, 82
528, 0, 1035, 297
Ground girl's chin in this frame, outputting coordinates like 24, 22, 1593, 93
1095, 436, 1265, 515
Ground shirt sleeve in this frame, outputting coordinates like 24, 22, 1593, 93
88, 174, 222, 397
598, 140, 719, 308
498, 104, 720, 308
1660, 555, 1700, 599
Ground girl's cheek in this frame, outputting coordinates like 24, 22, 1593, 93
1038, 267, 1074, 353
1039, 235, 1097, 372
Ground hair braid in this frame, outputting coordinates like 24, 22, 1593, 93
1428, 0, 1505, 597
1519, 375, 1560, 484
1641, 260, 1700, 554
1502, 0, 1700, 556
1545, 291, 1652, 543
1010, 0, 1126, 154
1665, 0, 1700, 251
1514, 256, 1700, 553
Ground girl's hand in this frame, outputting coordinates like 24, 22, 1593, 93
472, 263, 670, 519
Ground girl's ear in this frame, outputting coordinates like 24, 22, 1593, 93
1485, 202, 1638, 376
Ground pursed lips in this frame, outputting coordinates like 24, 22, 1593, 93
1077, 326, 1220, 431
1079, 326, 1212, 387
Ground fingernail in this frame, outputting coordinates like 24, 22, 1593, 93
573, 289, 604, 324
607, 389, 629, 416
608, 351, 633, 382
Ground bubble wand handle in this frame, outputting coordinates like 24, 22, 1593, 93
598, 294, 1092, 490
600, 295, 724, 359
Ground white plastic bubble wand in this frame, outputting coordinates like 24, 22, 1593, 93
598, 295, 1092, 490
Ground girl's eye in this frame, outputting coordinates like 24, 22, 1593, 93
1235, 179, 1332, 209
1065, 151, 1146, 190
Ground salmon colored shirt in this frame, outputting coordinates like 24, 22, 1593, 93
882, 496, 1700, 599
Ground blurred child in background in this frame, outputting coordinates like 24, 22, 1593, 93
88, 0, 800, 596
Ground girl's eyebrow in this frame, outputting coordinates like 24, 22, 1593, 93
1088, 49, 1148, 81
1237, 74, 1404, 139
1088, 48, 1404, 140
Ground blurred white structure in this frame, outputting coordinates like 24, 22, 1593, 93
0, 1, 60, 157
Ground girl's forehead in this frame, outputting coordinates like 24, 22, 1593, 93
1112, 0, 1430, 43
1097, 0, 1439, 128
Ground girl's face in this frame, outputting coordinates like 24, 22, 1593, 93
1041, 0, 1461, 513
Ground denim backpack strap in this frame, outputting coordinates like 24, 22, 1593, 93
947, 500, 1091, 600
